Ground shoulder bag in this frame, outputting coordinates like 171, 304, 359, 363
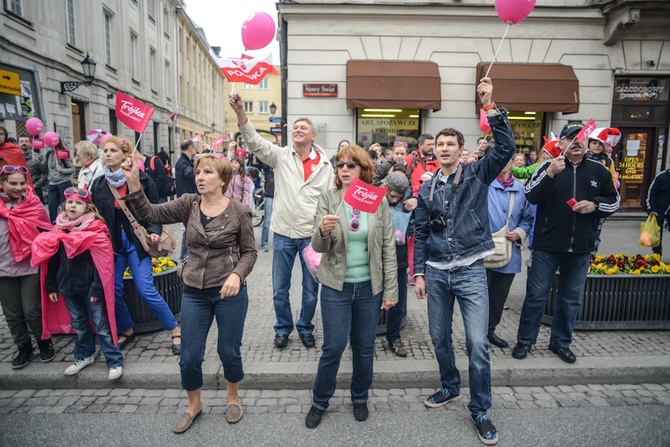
484, 192, 515, 269
108, 183, 176, 258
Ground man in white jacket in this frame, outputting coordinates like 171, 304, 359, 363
229, 93, 333, 349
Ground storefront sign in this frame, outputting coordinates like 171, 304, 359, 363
270, 126, 282, 135
0, 69, 20, 96
619, 156, 644, 181
614, 78, 667, 101
303, 84, 338, 97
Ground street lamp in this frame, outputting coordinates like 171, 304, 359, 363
269, 102, 277, 116
60, 53, 97, 94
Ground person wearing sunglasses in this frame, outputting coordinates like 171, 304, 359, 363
0, 164, 53, 369
0, 125, 34, 188
305, 144, 398, 429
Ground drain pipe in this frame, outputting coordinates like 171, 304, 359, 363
278, 2, 288, 147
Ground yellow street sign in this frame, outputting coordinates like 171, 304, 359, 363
0, 69, 21, 96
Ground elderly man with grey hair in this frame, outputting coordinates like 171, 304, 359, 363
74, 140, 103, 190
229, 93, 333, 349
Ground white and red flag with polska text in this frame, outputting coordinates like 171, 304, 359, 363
213, 52, 279, 85
191, 135, 202, 143
343, 177, 387, 214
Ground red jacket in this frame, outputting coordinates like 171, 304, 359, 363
404, 152, 440, 196
0, 142, 34, 187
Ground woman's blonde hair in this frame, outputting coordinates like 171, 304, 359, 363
103, 136, 134, 156
334, 144, 374, 189
193, 154, 233, 194
74, 140, 99, 161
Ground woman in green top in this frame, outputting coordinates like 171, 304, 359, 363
305, 144, 398, 429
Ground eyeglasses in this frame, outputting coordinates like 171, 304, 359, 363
349, 208, 361, 231
336, 161, 358, 170
0, 165, 28, 175
64, 187, 90, 199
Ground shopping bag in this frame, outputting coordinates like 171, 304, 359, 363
639, 215, 661, 247
302, 243, 322, 282
389, 205, 411, 245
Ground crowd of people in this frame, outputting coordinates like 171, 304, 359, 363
10, 70, 670, 444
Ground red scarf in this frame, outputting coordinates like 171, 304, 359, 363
496, 174, 515, 190
0, 187, 52, 262
31, 219, 118, 345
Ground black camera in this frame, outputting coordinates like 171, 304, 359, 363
429, 215, 446, 232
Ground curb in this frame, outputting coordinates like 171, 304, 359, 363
2, 356, 669, 390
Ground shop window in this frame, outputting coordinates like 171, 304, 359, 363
506, 111, 545, 154
356, 108, 420, 150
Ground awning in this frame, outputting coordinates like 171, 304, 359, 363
475, 63, 580, 113
346, 60, 442, 111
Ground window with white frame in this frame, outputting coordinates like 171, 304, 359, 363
150, 49, 157, 91
243, 101, 253, 113
5, 0, 22, 15
65, 0, 76, 46
164, 61, 171, 98
258, 78, 269, 90
104, 12, 112, 66
243, 83, 253, 90
147, 0, 155, 20
163, 7, 170, 36
130, 32, 138, 80
259, 101, 269, 114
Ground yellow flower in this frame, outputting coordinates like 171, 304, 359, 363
651, 265, 660, 273
631, 269, 641, 275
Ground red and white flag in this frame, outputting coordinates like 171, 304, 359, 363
32, 138, 45, 149
343, 177, 387, 214
212, 136, 225, 148
168, 110, 177, 122
191, 135, 202, 143
213, 52, 279, 85
55, 149, 71, 160
115, 91, 154, 134
576, 118, 597, 143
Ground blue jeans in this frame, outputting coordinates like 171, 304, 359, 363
261, 197, 273, 246
517, 249, 591, 349
180, 285, 248, 390
272, 233, 319, 335
114, 231, 179, 332
385, 266, 407, 344
312, 281, 382, 410
425, 262, 492, 415
63, 293, 123, 368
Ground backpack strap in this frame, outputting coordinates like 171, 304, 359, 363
149, 156, 158, 171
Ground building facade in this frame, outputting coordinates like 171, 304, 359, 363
277, 0, 670, 209
0, 0, 225, 166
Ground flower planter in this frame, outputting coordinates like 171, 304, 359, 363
123, 267, 183, 334
542, 273, 670, 330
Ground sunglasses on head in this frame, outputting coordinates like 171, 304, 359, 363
336, 161, 358, 170
64, 187, 91, 199
0, 165, 28, 176
349, 208, 361, 231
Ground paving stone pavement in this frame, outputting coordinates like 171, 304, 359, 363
1, 383, 669, 416
1, 219, 669, 388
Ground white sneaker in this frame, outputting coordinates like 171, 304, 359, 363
63, 355, 95, 375
108, 366, 123, 380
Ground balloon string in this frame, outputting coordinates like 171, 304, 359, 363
484, 22, 512, 78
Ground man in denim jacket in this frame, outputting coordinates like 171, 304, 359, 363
413, 78, 515, 446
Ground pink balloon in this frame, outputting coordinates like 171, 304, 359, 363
25, 117, 44, 136
241, 12, 276, 50
43, 132, 60, 147
495, 0, 536, 25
